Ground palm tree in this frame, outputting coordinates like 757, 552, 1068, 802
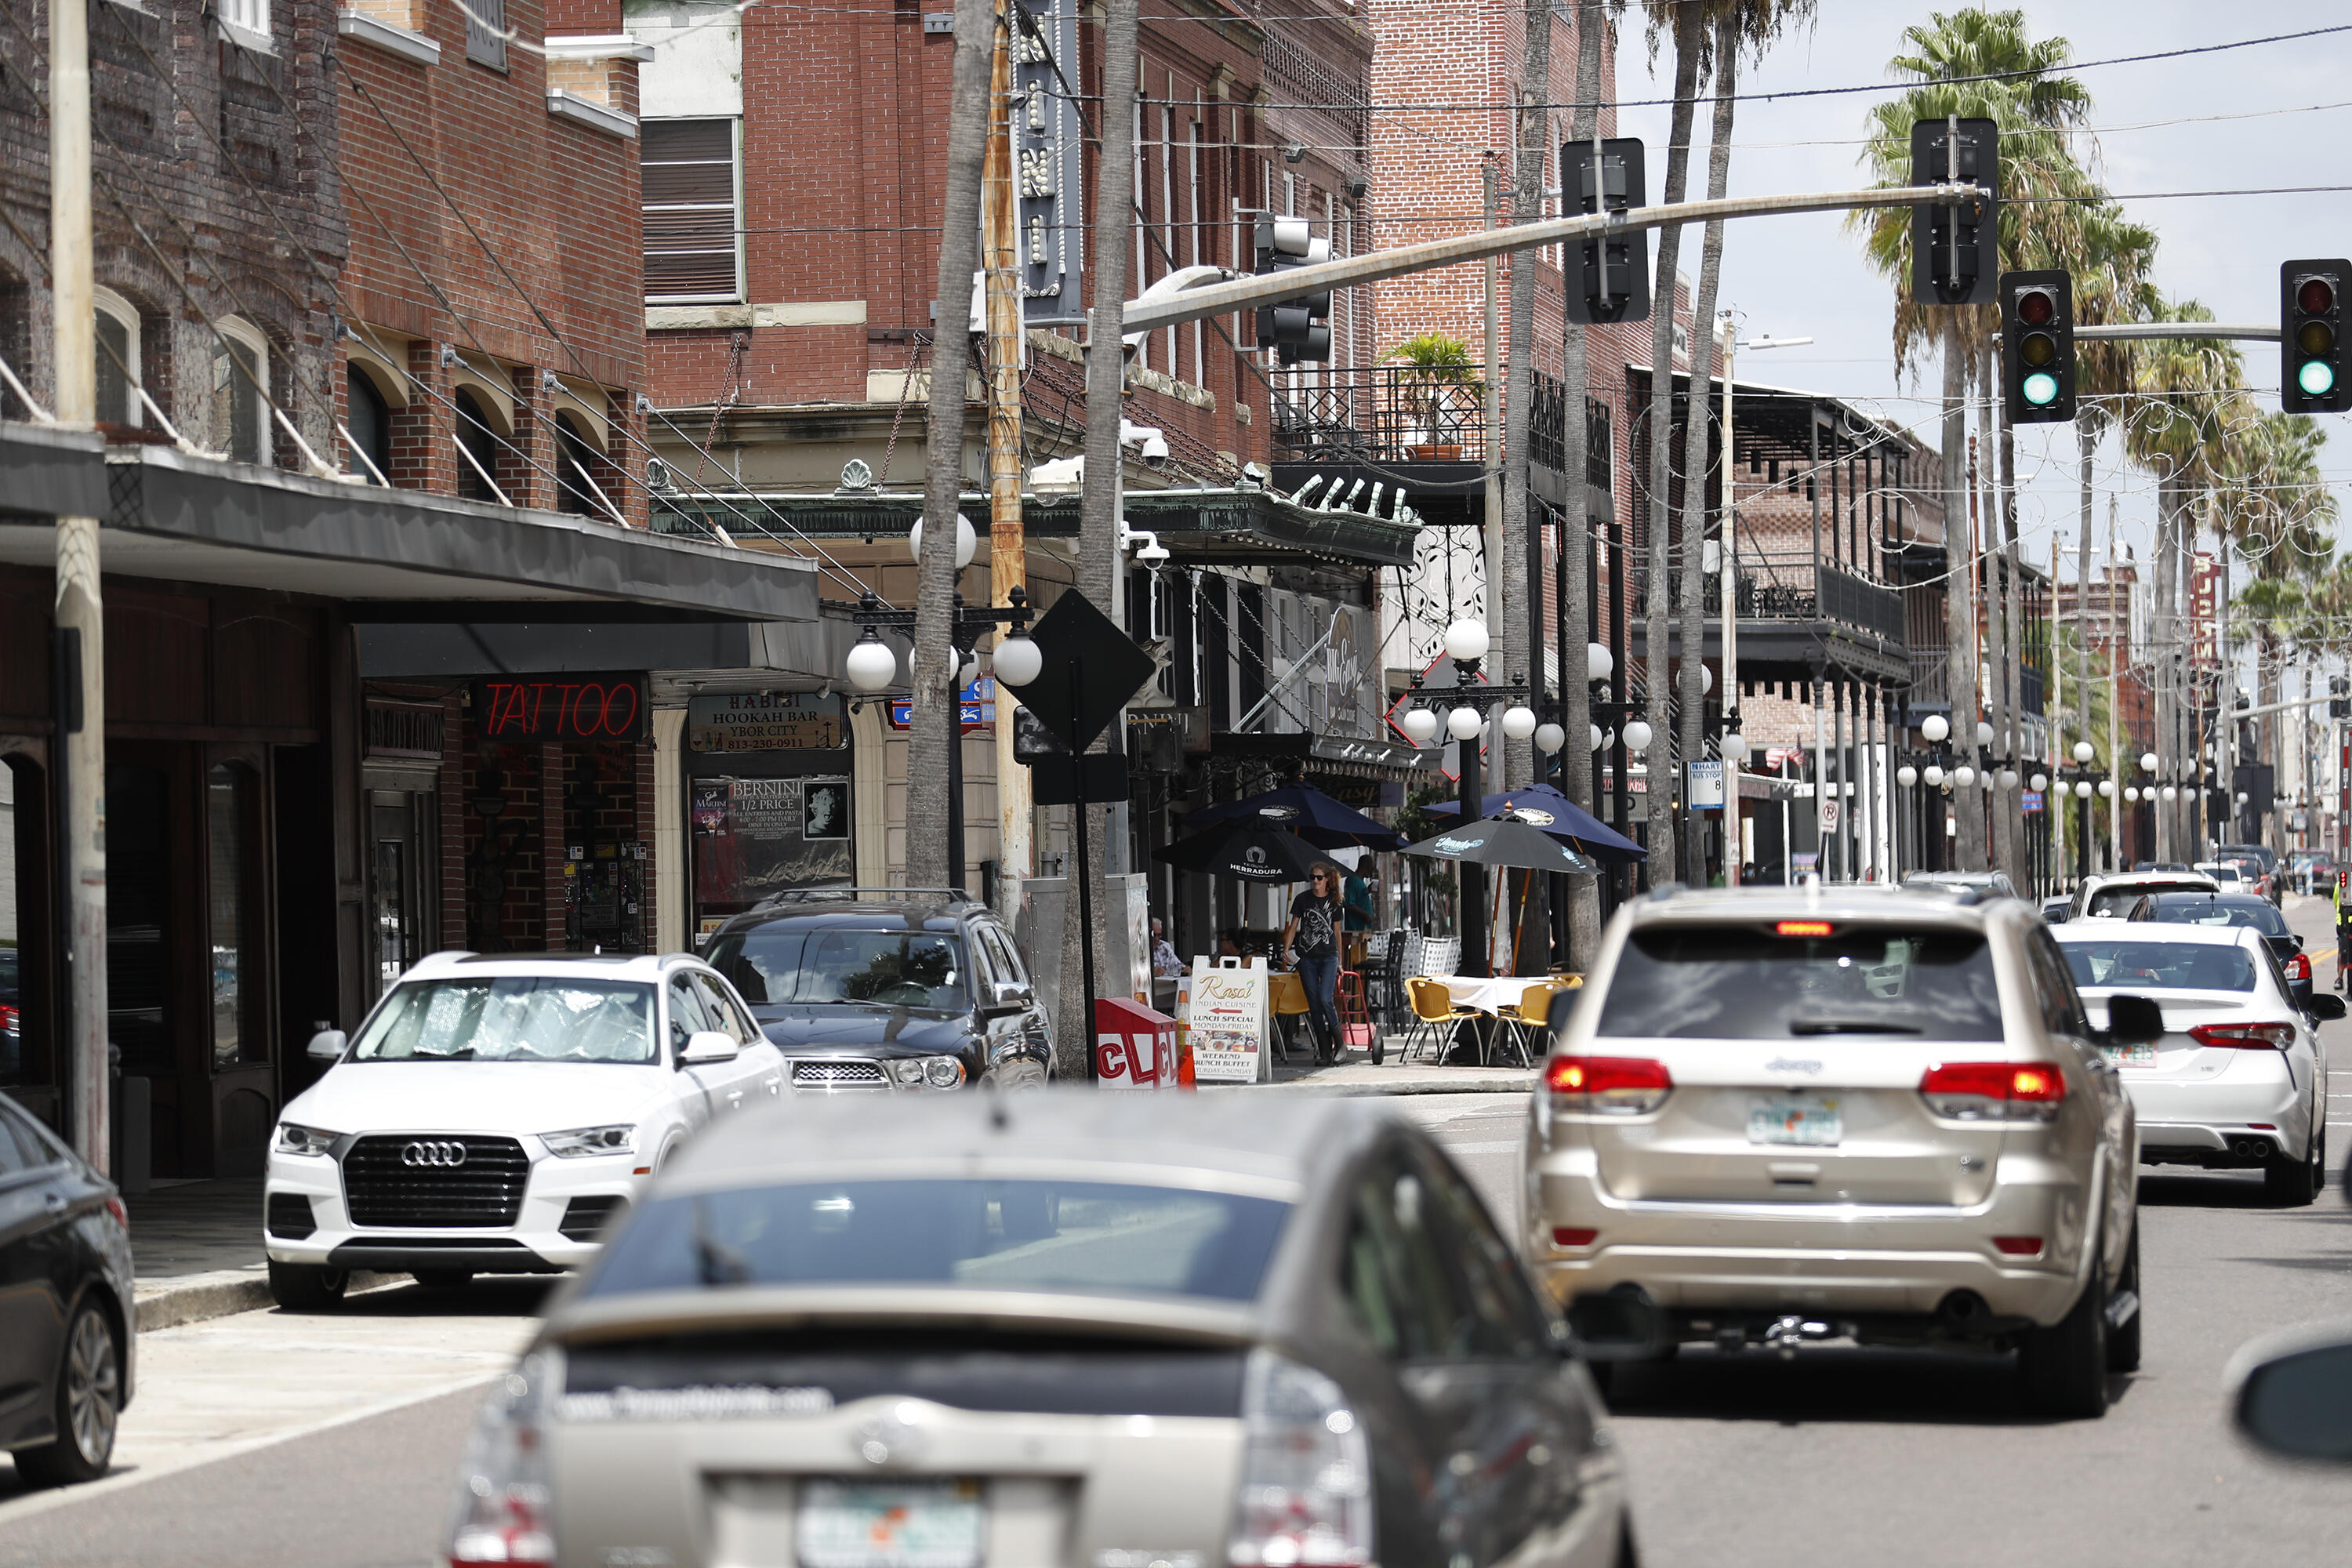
1501, 0, 1556, 804
1560, 1, 1610, 960
1851, 8, 2095, 875
906, 0, 1002, 891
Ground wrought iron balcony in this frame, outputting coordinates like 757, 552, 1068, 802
1269, 364, 1612, 484
1632, 557, 1905, 642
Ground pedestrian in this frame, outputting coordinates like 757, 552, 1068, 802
2334, 871, 2351, 992
1283, 863, 1345, 1063
1150, 917, 1181, 979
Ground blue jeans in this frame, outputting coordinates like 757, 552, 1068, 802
1298, 953, 1341, 1051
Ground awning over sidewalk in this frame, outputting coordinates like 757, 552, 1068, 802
0, 432, 819, 622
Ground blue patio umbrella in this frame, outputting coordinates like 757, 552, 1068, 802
1183, 782, 1406, 851
1422, 782, 1646, 864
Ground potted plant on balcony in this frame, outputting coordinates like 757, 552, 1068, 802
1382, 332, 1479, 462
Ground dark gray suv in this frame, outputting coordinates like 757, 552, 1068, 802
701, 890, 1054, 1092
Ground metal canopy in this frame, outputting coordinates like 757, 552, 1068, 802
0, 440, 821, 623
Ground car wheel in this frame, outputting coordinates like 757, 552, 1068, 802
13, 1301, 122, 1487
414, 1269, 474, 1290
2267, 1118, 2323, 1207
2106, 1216, 2142, 1374
2017, 1244, 2109, 1420
267, 1260, 350, 1312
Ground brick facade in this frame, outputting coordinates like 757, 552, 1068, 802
0, 0, 347, 452
339, 0, 649, 520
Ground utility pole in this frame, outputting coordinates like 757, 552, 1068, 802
984, 0, 1030, 913
51, 0, 108, 1171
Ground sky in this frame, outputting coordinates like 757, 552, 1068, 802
1606, 0, 2352, 590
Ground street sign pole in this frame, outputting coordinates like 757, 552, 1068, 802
1069, 679, 1100, 1083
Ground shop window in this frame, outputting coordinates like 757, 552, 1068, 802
209, 763, 263, 1070
209, 318, 270, 466
452, 386, 501, 503
642, 118, 743, 303
94, 286, 140, 427
346, 365, 391, 483
1, 758, 34, 1089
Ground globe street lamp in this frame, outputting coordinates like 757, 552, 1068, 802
1403, 625, 1537, 976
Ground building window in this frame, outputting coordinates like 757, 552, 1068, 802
346, 365, 391, 483
452, 387, 501, 503
218, 0, 270, 47
465, 0, 507, 70
209, 318, 270, 466
641, 119, 742, 303
554, 411, 601, 516
94, 287, 140, 428
207, 763, 260, 1071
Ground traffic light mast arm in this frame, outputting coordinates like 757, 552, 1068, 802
1114, 181, 1991, 338
2073, 323, 2280, 342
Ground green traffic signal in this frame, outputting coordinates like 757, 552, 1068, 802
2283, 262, 2350, 414
2023, 372, 2060, 407
2299, 359, 2336, 397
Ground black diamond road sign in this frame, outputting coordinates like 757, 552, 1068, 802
1017, 590, 1156, 755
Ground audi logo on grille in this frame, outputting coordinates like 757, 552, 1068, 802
401, 1140, 469, 1168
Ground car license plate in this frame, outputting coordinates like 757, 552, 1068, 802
1749, 1094, 1842, 1147
797, 1480, 985, 1568
2103, 1041, 2159, 1067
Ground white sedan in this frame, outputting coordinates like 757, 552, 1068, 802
2056, 921, 2340, 1204
262, 951, 783, 1308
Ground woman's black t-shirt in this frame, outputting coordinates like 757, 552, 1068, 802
1290, 890, 1338, 959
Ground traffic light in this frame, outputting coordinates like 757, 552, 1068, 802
1909, 118, 1998, 307
2000, 270, 2075, 423
1254, 215, 1331, 365
2281, 260, 2351, 413
2331, 675, 2348, 720
1562, 137, 1650, 325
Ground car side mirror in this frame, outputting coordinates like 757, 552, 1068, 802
2231, 1326, 2352, 1462
1544, 984, 1581, 1033
989, 979, 1036, 1012
679, 1029, 740, 1065
307, 1029, 347, 1062
2310, 993, 2347, 1022
1566, 1287, 1673, 1364
2104, 993, 2165, 1045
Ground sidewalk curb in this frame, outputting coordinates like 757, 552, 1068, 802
1201, 1074, 1537, 1096
133, 1269, 404, 1334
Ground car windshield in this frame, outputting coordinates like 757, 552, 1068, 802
350, 976, 657, 1064
706, 927, 971, 1010
583, 1179, 1290, 1304
2138, 896, 2289, 938
2059, 939, 2257, 993
1595, 924, 2005, 1041
2087, 882, 2207, 917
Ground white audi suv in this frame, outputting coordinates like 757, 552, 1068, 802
263, 951, 783, 1308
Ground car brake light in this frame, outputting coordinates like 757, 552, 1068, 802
1228, 1349, 1374, 1566
1552, 1226, 1599, 1248
1994, 1236, 2045, 1257
0, 1003, 17, 1032
2189, 1022, 2296, 1051
104, 1196, 128, 1230
2286, 953, 2311, 983
1918, 1061, 2067, 1121
446, 1352, 558, 1567
1546, 1054, 1672, 1114
1776, 920, 1833, 937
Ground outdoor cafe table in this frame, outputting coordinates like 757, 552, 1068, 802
1425, 974, 1555, 1014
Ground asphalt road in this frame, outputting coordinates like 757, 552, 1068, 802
7, 898, 2348, 1566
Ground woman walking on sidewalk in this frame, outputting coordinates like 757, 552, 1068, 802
1283, 864, 1345, 1064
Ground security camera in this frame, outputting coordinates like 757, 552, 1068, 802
1346, 175, 1369, 199
1139, 430, 1170, 469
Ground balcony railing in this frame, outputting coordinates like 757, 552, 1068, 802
1632, 558, 1905, 641
1270, 364, 1611, 485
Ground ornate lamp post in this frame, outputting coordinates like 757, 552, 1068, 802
1397, 619, 1536, 977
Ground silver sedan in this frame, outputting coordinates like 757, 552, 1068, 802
441, 1092, 1639, 1568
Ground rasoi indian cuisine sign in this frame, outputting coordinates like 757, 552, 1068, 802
473, 675, 649, 742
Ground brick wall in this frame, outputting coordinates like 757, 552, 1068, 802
339, 0, 648, 520
0, 0, 347, 452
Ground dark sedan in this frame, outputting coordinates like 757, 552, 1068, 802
2129, 891, 2314, 1007
0, 1091, 135, 1486
442, 1094, 1641, 1568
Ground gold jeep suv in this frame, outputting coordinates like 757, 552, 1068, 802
1525, 885, 2148, 1417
